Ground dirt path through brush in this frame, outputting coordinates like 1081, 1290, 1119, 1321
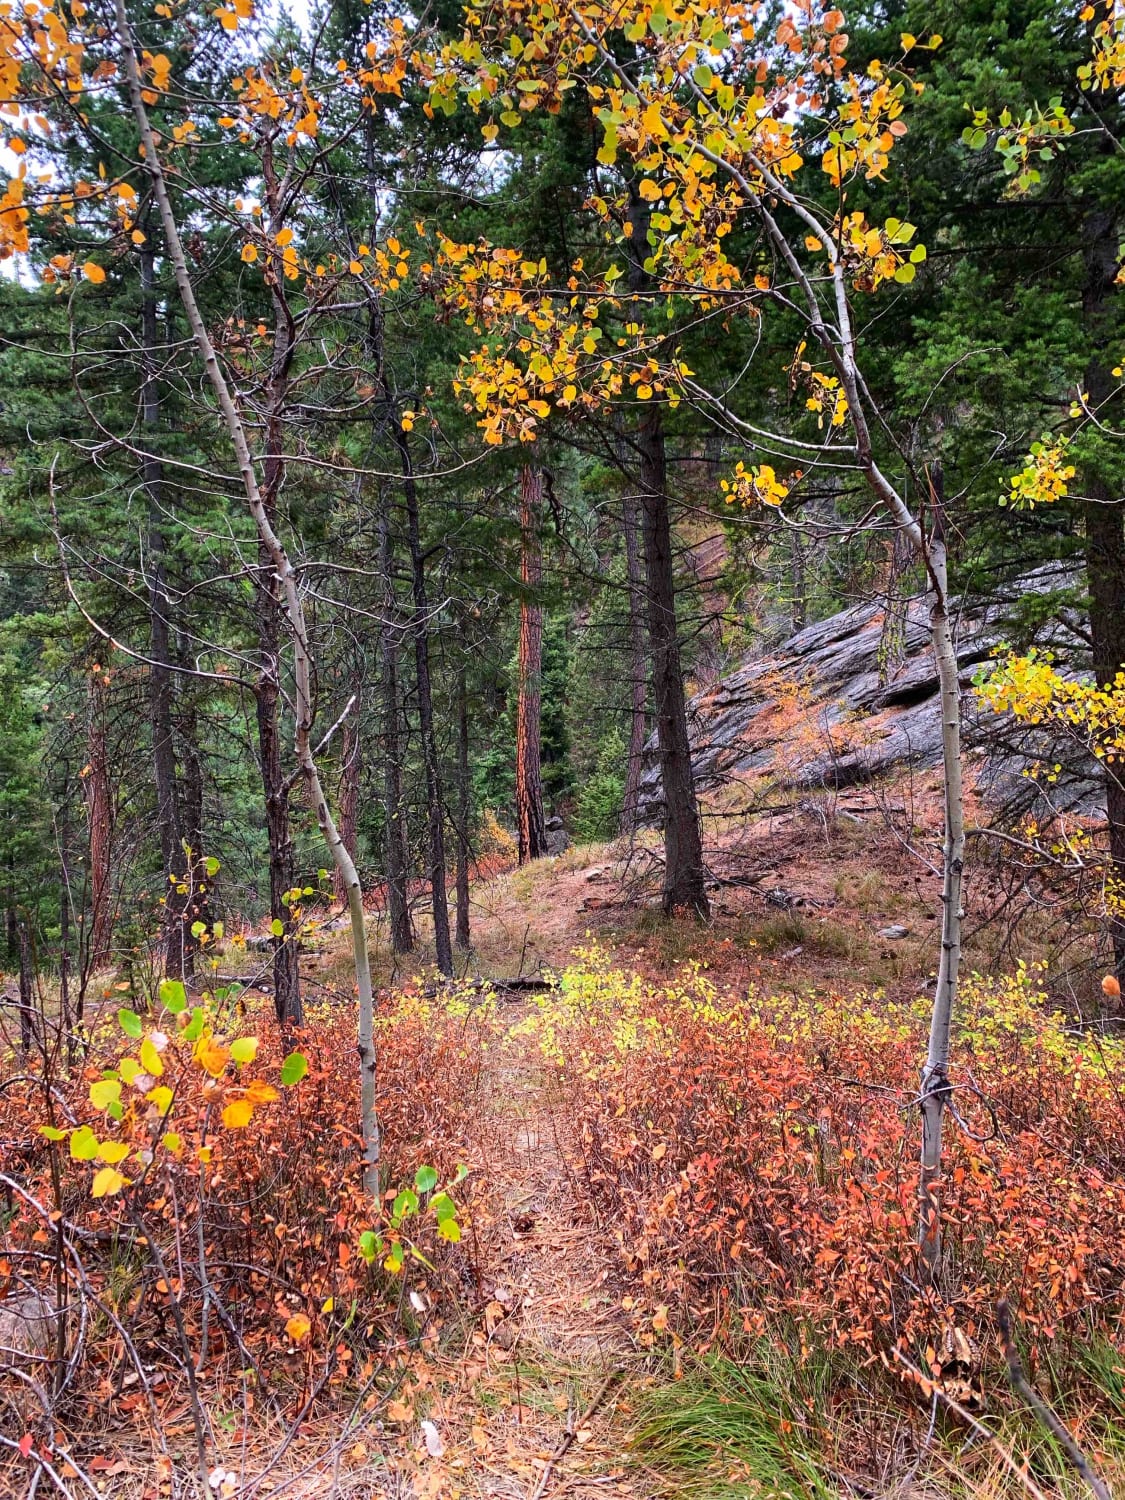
417, 1001, 654, 1500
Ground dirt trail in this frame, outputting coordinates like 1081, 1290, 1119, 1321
419, 1002, 652, 1500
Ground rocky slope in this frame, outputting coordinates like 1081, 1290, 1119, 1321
638, 564, 1103, 823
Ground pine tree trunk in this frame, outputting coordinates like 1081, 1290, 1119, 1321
85, 669, 114, 969
396, 425, 453, 976
624, 181, 708, 915
180, 686, 210, 947
455, 661, 472, 949
636, 408, 709, 917
255, 627, 301, 1027
1081, 206, 1125, 998
516, 468, 548, 863
255, 139, 302, 1029
378, 493, 413, 954
333, 718, 361, 907
140, 241, 192, 980
18, 919, 33, 1057
620, 487, 649, 834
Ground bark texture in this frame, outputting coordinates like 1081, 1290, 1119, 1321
624, 180, 709, 916
378, 491, 413, 954
636, 409, 709, 916
620, 486, 649, 834
1082, 205, 1125, 994
396, 425, 453, 976
141, 242, 192, 980
84, 669, 114, 970
333, 718, 361, 907
455, 660, 472, 950
516, 467, 548, 864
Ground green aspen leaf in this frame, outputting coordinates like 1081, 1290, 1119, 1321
430, 1191, 457, 1223
230, 1037, 258, 1066
437, 1217, 462, 1243
692, 63, 713, 89
205, 856, 220, 877
39, 1125, 67, 1141
90, 1077, 122, 1111
392, 1188, 419, 1220
894, 261, 916, 284
190, 921, 206, 939
181, 1006, 205, 1042
358, 1230, 382, 1262
271, 918, 284, 938
279, 1051, 308, 1086
159, 978, 187, 1014
414, 1165, 438, 1195
383, 1244, 404, 1274
70, 1126, 99, 1161
118, 1008, 143, 1038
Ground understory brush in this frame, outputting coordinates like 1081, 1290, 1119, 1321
0, 977, 497, 1470
517, 948, 1125, 1380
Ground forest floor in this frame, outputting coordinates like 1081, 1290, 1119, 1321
7, 789, 1119, 1499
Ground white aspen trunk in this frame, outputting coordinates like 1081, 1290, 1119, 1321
917, 527, 964, 1280
113, 0, 380, 1198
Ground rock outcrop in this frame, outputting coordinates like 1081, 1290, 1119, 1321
637, 564, 1103, 823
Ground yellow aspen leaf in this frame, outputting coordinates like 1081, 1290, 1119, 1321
244, 1080, 279, 1105
140, 1037, 164, 1077
83, 261, 106, 283
222, 1098, 254, 1129
275, 227, 294, 246
196, 1038, 230, 1077
147, 1085, 174, 1115
241, 243, 258, 262
91, 1166, 125, 1197
97, 1140, 130, 1164
321, 1297, 334, 1313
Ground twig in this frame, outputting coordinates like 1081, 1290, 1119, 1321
996, 1300, 1113, 1500
528, 1369, 622, 1500
890, 1347, 1050, 1500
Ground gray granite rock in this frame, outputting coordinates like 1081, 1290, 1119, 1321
636, 564, 1104, 824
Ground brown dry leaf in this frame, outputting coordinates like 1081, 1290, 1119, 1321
386, 1399, 415, 1424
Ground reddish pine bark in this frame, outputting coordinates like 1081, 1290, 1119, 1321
516, 468, 548, 864
85, 668, 114, 969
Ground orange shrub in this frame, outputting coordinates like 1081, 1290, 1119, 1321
520, 951, 1125, 1360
